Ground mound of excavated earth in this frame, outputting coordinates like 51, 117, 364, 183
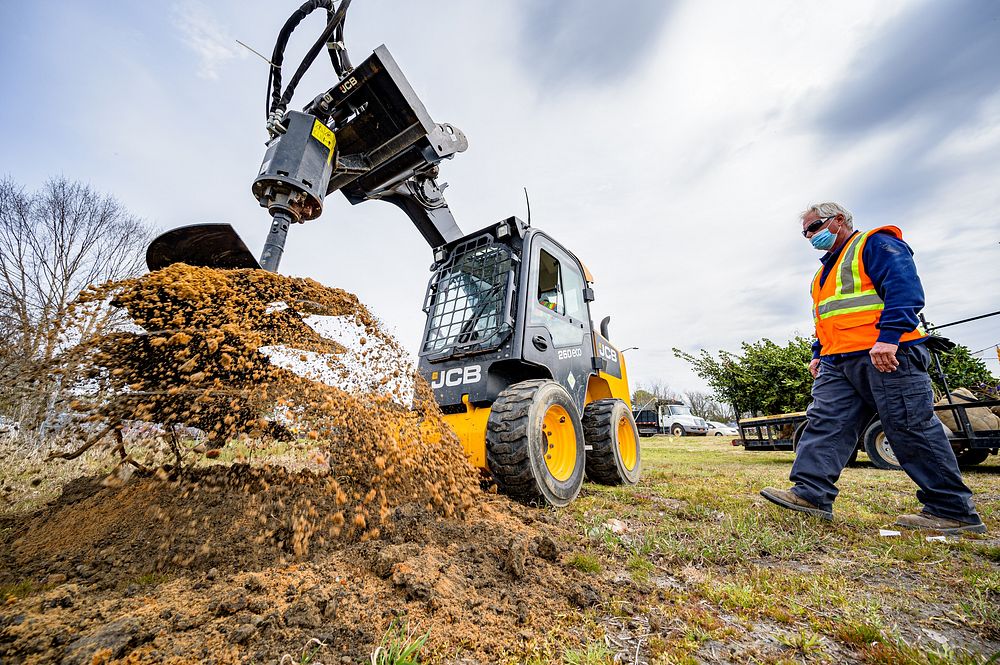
1, 479, 611, 663
1, 265, 620, 663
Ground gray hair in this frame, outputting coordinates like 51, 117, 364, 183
801, 202, 853, 230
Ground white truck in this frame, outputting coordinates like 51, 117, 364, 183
659, 402, 709, 436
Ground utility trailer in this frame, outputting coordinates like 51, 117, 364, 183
862, 398, 1000, 470
736, 403, 999, 470
735, 310, 1000, 469
734, 412, 806, 452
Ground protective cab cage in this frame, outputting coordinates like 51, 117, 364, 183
421, 233, 517, 361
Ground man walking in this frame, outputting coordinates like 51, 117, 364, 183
760, 202, 985, 534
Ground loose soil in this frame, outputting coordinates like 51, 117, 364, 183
1, 266, 999, 663
1, 265, 625, 663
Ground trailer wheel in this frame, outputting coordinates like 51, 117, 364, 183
791, 421, 807, 452
486, 379, 586, 507
582, 399, 641, 486
955, 447, 990, 468
863, 421, 902, 471
671, 424, 686, 437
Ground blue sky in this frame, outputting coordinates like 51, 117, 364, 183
2, 0, 999, 390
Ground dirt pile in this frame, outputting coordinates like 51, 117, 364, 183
48, 264, 480, 544
0, 265, 632, 663
1, 490, 616, 664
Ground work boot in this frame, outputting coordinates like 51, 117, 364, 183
895, 512, 987, 535
760, 487, 833, 521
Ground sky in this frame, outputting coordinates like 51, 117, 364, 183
2, 0, 999, 395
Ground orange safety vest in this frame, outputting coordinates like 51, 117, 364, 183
811, 226, 927, 355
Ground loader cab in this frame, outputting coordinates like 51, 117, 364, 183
417, 217, 598, 415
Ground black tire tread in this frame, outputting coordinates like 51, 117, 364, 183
956, 447, 990, 467
863, 421, 901, 471
582, 399, 639, 485
485, 379, 552, 504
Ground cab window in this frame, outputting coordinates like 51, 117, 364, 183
537, 250, 563, 314
561, 259, 587, 322
530, 244, 588, 347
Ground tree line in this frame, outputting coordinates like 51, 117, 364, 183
0, 175, 152, 441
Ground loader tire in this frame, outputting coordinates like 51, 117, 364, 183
583, 399, 641, 486
486, 379, 585, 507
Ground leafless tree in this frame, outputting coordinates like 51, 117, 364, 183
0, 175, 153, 429
683, 390, 734, 423
631, 380, 681, 410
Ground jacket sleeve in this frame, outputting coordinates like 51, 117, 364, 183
863, 232, 925, 345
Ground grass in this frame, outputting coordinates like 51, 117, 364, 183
569, 435, 1000, 663
562, 643, 614, 665
279, 637, 326, 665
1, 580, 44, 600
567, 553, 603, 574
370, 621, 430, 665
4, 431, 998, 663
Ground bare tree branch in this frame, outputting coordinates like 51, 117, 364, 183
0, 175, 154, 431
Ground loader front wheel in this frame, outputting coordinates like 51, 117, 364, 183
486, 379, 585, 507
583, 399, 641, 485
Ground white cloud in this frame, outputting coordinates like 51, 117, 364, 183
171, 1, 246, 79
7, 0, 998, 399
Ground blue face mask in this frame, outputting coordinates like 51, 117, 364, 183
810, 229, 837, 250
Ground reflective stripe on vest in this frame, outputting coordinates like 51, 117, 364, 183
811, 226, 926, 355
812, 231, 884, 322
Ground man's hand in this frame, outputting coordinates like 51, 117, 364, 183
870, 342, 899, 372
808, 358, 821, 378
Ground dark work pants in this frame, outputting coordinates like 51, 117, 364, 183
790, 344, 980, 522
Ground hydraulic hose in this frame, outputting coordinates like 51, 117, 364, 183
266, 0, 335, 117
276, 0, 352, 112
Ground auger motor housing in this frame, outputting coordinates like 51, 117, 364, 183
252, 110, 337, 270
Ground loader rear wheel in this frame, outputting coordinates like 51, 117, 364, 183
486, 379, 585, 507
583, 399, 641, 486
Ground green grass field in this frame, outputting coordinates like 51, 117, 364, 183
564, 435, 1000, 664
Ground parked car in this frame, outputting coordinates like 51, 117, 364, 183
706, 420, 738, 436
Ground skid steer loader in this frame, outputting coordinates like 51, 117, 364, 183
146, 0, 640, 506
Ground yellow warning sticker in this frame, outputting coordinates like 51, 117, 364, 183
311, 119, 336, 156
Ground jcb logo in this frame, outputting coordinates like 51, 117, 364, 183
339, 76, 359, 94
598, 342, 618, 364
431, 365, 482, 389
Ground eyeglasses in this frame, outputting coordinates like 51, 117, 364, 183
802, 216, 834, 237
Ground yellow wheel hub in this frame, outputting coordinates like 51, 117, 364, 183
617, 415, 638, 471
542, 404, 576, 481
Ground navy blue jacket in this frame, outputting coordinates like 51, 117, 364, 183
812, 230, 927, 359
